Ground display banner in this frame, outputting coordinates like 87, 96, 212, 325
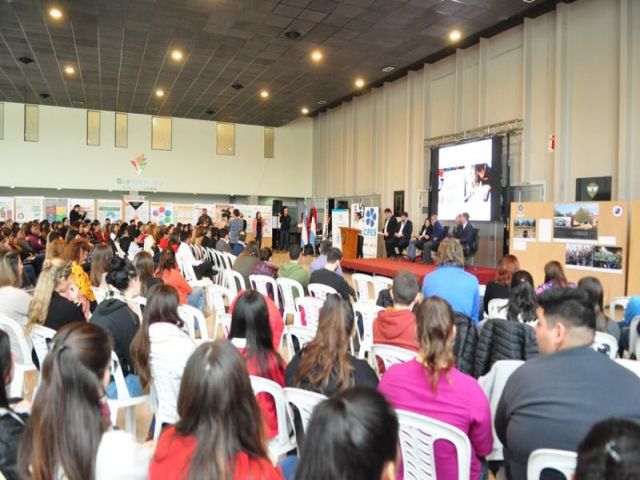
0, 198, 14, 222
15, 197, 44, 221
331, 209, 350, 249
150, 202, 174, 225
362, 206, 379, 258
97, 200, 123, 223
44, 198, 67, 222
68, 198, 95, 221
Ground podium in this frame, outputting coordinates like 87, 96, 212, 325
340, 227, 360, 259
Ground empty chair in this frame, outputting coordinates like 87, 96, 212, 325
307, 283, 337, 300
0, 314, 36, 397
396, 409, 472, 480
250, 274, 280, 309
107, 351, 150, 436
352, 302, 384, 359
615, 359, 640, 377
592, 331, 618, 359
285, 325, 317, 357
372, 276, 393, 298
277, 277, 305, 325
294, 296, 324, 329
177, 304, 209, 341
223, 269, 245, 299
628, 316, 640, 358
283, 387, 327, 439
208, 284, 233, 339
527, 449, 577, 480
29, 325, 56, 368
351, 273, 375, 303
370, 344, 415, 373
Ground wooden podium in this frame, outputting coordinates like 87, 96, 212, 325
340, 227, 360, 259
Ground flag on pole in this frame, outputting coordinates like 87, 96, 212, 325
309, 216, 316, 249
300, 209, 309, 247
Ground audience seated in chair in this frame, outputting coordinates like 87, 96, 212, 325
535, 260, 577, 295
215, 228, 232, 254
231, 242, 260, 291
156, 249, 204, 312
250, 247, 279, 279
89, 243, 114, 297
133, 251, 163, 298
229, 291, 284, 352
0, 249, 32, 326
310, 240, 344, 277
578, 277, 621, 342
495, 288, 640, 480
231, 230, 247, 257
309, 248, 355, 302
483, 255, 520, 315
378, 296, 493, 480
278, 244, 310, 295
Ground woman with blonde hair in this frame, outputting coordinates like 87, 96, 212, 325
0, 249, 31, 326
27, 258, 85, 331
379, 296, 492, 480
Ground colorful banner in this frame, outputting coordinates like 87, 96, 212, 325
0, 197, 14, 222
362, 206, 379, 259
44, 198, 68, 222
174, 204, 195, 225
150, 202, 174, 225
97, 200, 123, 223
15, 197, 44, 222
68, 198, 95, 221
331, 209, 350, 249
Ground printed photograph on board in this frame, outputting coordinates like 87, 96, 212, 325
565, 244, 622, 272
553, 202, 599, 241
513, 218, 536, 240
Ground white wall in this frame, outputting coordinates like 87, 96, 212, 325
0, 102, 313, 198
312, 0, 640, 217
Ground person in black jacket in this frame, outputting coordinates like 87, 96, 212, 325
91, 257, 144, 398
278, 207, 291, 252
382, 208, 399, 258
0, 330, 28, 480
69, 204, 87, 224
309, 248, 355, 302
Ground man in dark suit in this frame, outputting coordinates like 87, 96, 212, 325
452, 213, 463, 239
459, 212, 476, 255
393, 212, 413, 257
382, 208, 399, 258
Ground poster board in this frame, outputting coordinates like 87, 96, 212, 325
331, 209, 350, 249
44, 198, 68, 222
15, 197, 44, 221
213, 203, 233, 228
510, 202, 628, 304
627, 201, 640, 296
68, 198, 96, 221
124, 200, 150, 223
97, 200, 123, 223
0, 197, 14, 222
362, 206, 379, 258
150, 202, 174, 225
234, 204, 273, 238
173, 204, 194, 225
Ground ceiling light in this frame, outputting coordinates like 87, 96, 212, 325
354, 78, 365, 89
381, 66, 395, 73
301, 107, 309, 115
311, 50, 323, 62
170, 49, 183, 61
48, 7, 62, 19
260, 90, 269, 99
155, 89, 165, 98
449, 29, 462, 42
64, 65, 75, 75
317, 100, 327, 105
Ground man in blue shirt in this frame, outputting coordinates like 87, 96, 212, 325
422, 237, 480, 323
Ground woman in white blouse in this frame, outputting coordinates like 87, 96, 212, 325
0, 250, 32, 326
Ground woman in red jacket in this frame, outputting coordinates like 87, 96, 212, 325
228, 291, 286, 440
155, 249, 204, 311
149, 340, 283, 480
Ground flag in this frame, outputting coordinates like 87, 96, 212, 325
300, 209, 309, 247
309, 216, 316, 248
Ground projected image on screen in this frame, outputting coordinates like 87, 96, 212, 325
437, 139, 493, 221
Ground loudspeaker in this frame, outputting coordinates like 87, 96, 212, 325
272, 200, 283, 216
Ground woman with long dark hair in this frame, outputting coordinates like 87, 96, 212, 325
228, 291, 286, 439
155, 249, 204, 311
18, 322, 151, 479
286, 294, 378, 396
379, 296, 492, 480
134, 251, 162, 297
149, 340, 282, 479
535, 260, 576, 295
578, 276, 621, 341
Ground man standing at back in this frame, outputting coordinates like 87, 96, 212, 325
382, 208, 398, 259
496, 288, 640, 480
197, 208, 212, 226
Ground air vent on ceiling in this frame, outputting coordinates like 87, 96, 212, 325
381, 66, 395, 72
317, 100, 327, 105
205, 109, 215, 115
231, 83, 244, 90
18, 56, 34, 64
39, 93, 50, 99
284, 30, 301, 40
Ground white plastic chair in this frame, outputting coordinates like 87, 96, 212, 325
608, 296, 630, 319
294, 296, 324, 329
396, 409, 472, 480
372, 275, 393, 297
150, 356, 184, 439
487, 298, 509, 320
353, 302, 384, 359
178, 304, 209, 341
370, 344, 415, 373
478, 360, 525, 461
628, 316, 640, 358
285, 325, 317, 357
208, 284, 233, 339
223, 269, 245, 299
29, 325, 56, 369
592, 331, 618, 359
283, 387, 327, 439
0, 315, 37, 398
250, 274, 280, 309
307, 283, 337, 300
527, 448, 577, 480
615, 358, 640, 377
277, 277, 305, 325
222, 252, 237, 269
249, 376, 297, 459
107, 351, 150, 436
351, 273, 375, 303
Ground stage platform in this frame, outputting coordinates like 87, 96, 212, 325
341, 258, 497, 285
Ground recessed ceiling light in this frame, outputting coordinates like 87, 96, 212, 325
64, 65, 75, 75
381, 66, 395, 73
311, 50, 323, 62
48, 7, 63, 19
260, 89, 269, 99
449, 29, 462, 41
155, 89, 165, 98
18, 56, 34, 65
284, 30, 301, 40
354, 78, 365, 89
231, 83, 244, 90
170, 49, 183, 61
317, 100, 327, 105
301, 107, 309, 115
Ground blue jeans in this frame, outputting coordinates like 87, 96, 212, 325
187, 287, 205, 311
106, 374, 143, 399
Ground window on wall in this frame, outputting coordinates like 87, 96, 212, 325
24, 104, 38, 142
115, 112, 128, 148
217, 122, 235, 155
152, 116, 172, 150
0, 103, 4, 140
87, 110, 101, 146
264, 126, 274, 158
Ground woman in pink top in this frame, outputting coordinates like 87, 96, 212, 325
378, 296, 493, 480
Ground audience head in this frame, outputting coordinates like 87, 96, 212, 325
0, 249, 23, 288
436, 237, 465, 268
219, 227, 229, 240
256, 211, 262, 220
47, 231, 62, 244
575, 418, 640, 480
495, 255, 520, 287
578, 276, 609, 333
46, 238, 66, 260
293, 294, 355, 392
201, 208, 207, 215
89, 243, 113, 288
507, 281, 538, 323
415, 296, 456, 390
64, 228, 79, 244
391, 271, 421, 308
239, 241, 259, 257
510, 270, 534, 288
283, 206, 289, 215
19, 322, 112, 480
319, 239, 332, 256
536, 287, 596, 354
172, 340, 268, 479
238, 231, 246, 243
27, 259, 73, 329
422, 217, 430, 227
105, 256, 139, 296
326, 247, 342, 267
430, 213, 438, 223
65, 238, 90, 265
259, 247, 272, 262
0, 330, 13, 409
297, 387, 399, 480
179, 230, 189, 243
288, 244, 301, 261
131, 284, 183, 388
157, 248, 178, 274
233, 208, 240, 218
543, 260, 568, 287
